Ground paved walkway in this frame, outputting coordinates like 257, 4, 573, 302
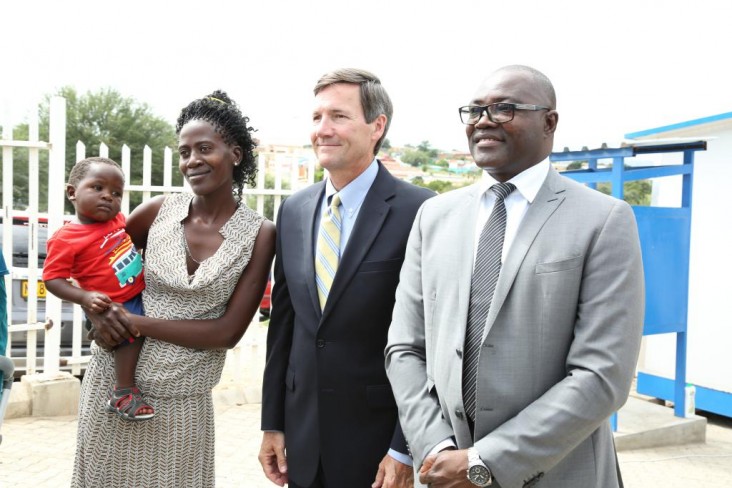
2, 323, 732, 487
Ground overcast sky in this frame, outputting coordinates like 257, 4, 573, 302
2, 0, 730, 154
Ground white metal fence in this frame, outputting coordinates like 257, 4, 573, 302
1, 96, 315, 376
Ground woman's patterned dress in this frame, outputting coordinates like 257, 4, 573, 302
72, 193, 264, 487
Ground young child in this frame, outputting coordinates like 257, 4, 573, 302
43, 156, 154, 421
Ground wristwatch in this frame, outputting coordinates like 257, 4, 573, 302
467, 447, 493, 486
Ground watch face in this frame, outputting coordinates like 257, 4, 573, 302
468, 465, 491, 485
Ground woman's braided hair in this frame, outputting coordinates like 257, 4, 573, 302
175, 90, 257, 201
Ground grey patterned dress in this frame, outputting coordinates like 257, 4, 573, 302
72, 193, 265, 487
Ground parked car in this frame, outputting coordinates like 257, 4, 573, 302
0, 215, 87, 374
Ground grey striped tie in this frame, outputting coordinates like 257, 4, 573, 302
463, 182, 516, 422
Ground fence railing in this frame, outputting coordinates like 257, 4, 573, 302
1, 96, 316, 376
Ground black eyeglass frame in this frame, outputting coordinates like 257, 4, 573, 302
458, 103, 550, 125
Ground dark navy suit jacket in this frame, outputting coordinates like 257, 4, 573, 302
262, 162, 433, 487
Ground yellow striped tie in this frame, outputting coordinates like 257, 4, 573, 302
315, 193, 342, 310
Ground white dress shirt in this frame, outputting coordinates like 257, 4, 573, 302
314, 159, 378, 258
473, 159, 550, 266
430, 159, 550, 457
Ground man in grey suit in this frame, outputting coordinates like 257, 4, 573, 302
385, 65, 644, 487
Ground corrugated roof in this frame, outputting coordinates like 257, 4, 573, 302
625, 112, 732, 139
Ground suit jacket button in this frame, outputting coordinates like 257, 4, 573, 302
456, 348, 463, 358
455, 409, 463, 419
316, 339, 326, 348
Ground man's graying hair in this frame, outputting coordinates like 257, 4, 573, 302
314, 68, 393, 155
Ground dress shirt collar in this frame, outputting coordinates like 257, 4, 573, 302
323, 158, 378, 211
478, 158, 550, 204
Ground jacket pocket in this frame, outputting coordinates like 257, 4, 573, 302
535, 255, 583, 274
358, 258, 403, 273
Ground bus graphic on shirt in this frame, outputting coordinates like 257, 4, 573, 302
112, 247, 143, 286
106, 234, 143, 287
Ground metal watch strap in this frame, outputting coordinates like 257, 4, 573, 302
468, 447, 482, 464
467, 447, 492, 486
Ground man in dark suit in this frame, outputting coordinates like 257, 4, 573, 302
259, 68, 433, 488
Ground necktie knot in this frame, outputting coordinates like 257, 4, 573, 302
490, 182, 515, 201
329, 193, 341, 212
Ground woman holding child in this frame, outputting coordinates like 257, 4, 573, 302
71, 91, 275, 487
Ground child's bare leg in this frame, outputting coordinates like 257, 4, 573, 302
114, 338, 153, 416
114, 337, 144, 387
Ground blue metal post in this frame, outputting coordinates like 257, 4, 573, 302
587, 158, 597, 190
673, 149, 695, 417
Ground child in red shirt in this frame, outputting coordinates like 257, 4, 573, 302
43, 157, 154, 421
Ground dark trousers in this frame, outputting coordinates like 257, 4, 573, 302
287, 460, 328, 488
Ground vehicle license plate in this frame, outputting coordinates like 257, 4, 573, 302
21, 280, 47, 299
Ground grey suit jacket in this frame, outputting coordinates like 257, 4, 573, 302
386, 167, 644, 488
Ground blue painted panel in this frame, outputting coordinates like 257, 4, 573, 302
638, 373, 732, 418
638, 372, 675, 399
557, 165, 692, 183
633, 206, 690, 335
556, 142, 705, 419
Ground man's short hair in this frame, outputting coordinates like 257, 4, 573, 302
314, 68, 393, 155
497, 65, 556, 109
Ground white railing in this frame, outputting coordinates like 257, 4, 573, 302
1, 96, 316, 376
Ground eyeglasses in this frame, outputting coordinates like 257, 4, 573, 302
458, 103, 550, 125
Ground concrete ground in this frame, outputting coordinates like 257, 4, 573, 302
2, 322, 732, 487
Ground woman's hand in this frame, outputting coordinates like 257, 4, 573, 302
85, 303, 139, 350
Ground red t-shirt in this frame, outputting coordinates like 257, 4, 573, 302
42, 213, 145, 302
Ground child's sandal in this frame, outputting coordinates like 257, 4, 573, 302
106, 386, 155, 421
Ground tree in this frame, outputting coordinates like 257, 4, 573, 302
401, 148, 433, 167
381, 138, 391, 151
426, 180, 455, 193
5, 86, 178, 212
410, 177, 474, 195
417, 140, 438, 158
597, 180, 652, 206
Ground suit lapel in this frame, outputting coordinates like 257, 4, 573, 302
456, 185, 483, 340
302, 182, 325, 316
320, 164, 394, 323
484, 168, 566, 335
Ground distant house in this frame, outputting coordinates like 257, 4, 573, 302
625, 112, 732, 417
258, 143, 317, 180
380, 155, 427, 181
447, 159, 475, 174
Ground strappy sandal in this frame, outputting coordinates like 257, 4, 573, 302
105, 386, 155, 421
